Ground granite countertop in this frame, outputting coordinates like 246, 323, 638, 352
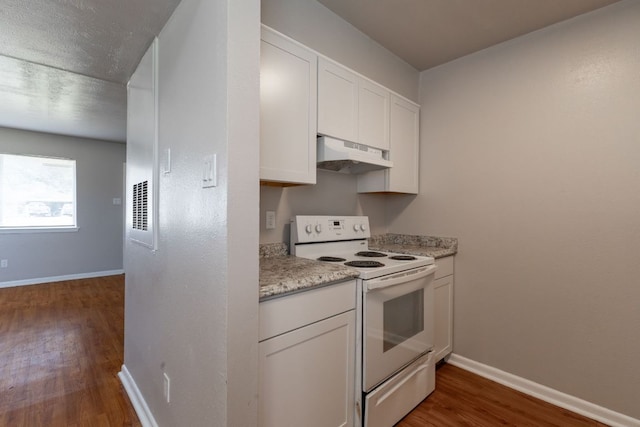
259, 243, 359, 301
258, 234, 457, 300
368, 234, 458, 259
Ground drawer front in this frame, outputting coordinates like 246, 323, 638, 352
435, 256, 454, 279
259, 280, 356, 341
364, 351, 435, 427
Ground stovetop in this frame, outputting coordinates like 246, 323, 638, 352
306, 247, 433, 279
290, 215, 434, 280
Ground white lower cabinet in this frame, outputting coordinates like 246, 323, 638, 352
433, 256, 454, 362
259, 280, 356, 427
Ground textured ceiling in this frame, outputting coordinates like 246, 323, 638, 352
0, 0, 181, 142
0, 0, 623, 143
0, 0, 181, 83
317, 0, 622, 71
0, 55, 127, 142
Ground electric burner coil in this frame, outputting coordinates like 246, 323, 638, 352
345, 260, 385, 268
317, 256, 347, 262
389, 255, 417, 261
355, 251, 387, 258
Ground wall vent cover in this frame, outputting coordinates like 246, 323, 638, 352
132, 181, 149, 231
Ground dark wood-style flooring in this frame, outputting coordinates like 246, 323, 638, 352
0, 275, 140, 426
0, 275, 606, 426
398, 363, 607, 426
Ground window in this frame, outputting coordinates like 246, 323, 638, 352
0, 154, 77, 230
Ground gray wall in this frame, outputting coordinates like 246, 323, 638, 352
387, 1, 640, 419
260, 170, 390, 244
262, 0, 419, 103
123, 0, 260, 425
259, 0, 420, 245
0, 126, 125, 284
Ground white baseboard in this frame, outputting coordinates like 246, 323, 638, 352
447, 353, 640, 427
0, 269, 124, 289
119, 364, 159, 427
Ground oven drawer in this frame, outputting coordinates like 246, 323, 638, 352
259, 279, 356, 341
364, 352, 435, 427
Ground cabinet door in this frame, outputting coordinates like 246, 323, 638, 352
260, 27, 317, 184
318, 58, 359, 143
357, 95, 419, 194
259, 311, 355, 427
358, 79, 389, 150
433, 274, 453, 362
388, 95, 420, 193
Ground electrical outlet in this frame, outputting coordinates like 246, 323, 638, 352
266, 211, 276, 230
163, 372, 170, 403
0, 259, 7, 268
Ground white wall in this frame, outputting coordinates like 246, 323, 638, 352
123, 0, 259, 425
259, 0, 420, 245
387, 0, 640, 419
0, 126, 125, 284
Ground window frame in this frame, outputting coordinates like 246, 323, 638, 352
0, 153, 79, 233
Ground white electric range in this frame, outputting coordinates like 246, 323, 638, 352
290, 215, 437, 427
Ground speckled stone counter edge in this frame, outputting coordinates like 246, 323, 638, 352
257, 235, 457, 301
368, 234, 458, 259
259, 243, 359, 301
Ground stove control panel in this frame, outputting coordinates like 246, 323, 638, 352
291, 215, 371, 244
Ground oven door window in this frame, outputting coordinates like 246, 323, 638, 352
383, 289, 424, 352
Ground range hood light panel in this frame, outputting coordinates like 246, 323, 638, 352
317, 136, 393, 174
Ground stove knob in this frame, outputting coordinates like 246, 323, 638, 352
353, 224, 360, 232
315, 224, 322, 233
360, 224, 367, 232
305, 224, 312, 234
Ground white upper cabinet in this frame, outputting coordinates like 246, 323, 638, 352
260, 27, 317, 185
260, 28, 418, 190
317, 58, 359, 144
318, 58, 391, 151
357, 95, 420, 194
389, 95, 420, 192
358, 79, 390, 151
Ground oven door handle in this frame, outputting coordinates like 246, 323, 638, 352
366, 264, 437, 291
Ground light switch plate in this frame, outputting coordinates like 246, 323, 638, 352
163, 372, 170, 403
202, 154, 217, 188
162, 148, 171, 175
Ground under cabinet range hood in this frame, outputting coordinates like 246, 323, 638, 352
317, 136, 393, 174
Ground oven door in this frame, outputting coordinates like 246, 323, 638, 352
363, 264, 436, 391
